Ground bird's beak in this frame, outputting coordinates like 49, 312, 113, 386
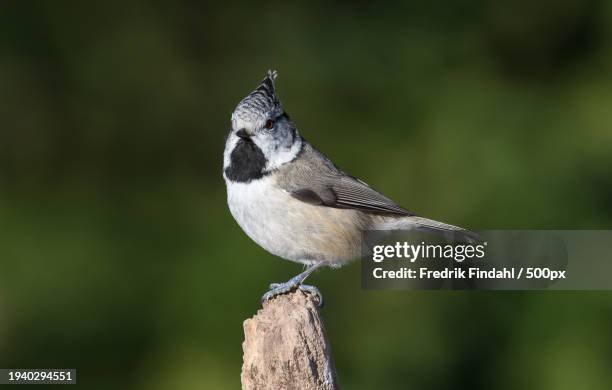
236, 128, 251, 139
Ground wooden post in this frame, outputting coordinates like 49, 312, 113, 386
241, 290, 339, 390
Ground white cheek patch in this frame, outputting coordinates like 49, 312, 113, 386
223, 133, 239, 171
258, 137, 302, 171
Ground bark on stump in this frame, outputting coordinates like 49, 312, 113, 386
241, 290, 339, 390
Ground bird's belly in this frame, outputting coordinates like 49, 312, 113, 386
226, 177, 363, 265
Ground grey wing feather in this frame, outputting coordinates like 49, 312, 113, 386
290, 187, 336, 206
278, 143, 412, 216
329, 176, 412, 215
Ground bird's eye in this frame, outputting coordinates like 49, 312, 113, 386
265, 119, 274, 129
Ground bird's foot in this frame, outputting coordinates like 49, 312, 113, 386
262, 281, 323, 307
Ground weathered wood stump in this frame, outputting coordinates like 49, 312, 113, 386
241, 290, 339, 390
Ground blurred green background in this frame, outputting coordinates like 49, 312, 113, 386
1, 1, 612, 389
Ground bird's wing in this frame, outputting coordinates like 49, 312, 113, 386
279, 144, 412, 216
277, 143, 479, 242
289, 177, 411, 215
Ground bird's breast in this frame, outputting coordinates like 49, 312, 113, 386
225, 176, 364, 265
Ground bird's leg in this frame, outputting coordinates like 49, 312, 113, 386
262, 262, 325, 307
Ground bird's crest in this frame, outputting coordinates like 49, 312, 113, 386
232, 70, 282, 127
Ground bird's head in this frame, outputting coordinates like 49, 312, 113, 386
224, 71, 302, 181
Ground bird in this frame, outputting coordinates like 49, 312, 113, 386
223, 70, 478, 306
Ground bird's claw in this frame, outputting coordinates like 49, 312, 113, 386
297, 284, 323, 307
262, 282, 323, 307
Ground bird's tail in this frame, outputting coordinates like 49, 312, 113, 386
376, 215, 480, 243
